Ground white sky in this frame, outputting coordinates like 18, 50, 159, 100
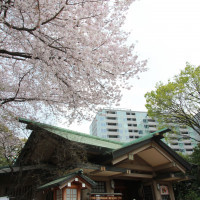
65, 0, 200, 133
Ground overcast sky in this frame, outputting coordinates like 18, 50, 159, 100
66, 0, 200, 133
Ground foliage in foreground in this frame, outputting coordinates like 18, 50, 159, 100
145, 64, 200, 135
0, 123, 22, 167
174, 145, 200, 200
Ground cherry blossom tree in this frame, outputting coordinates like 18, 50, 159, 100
0, 0, 146, 126
0, 122, 22, 166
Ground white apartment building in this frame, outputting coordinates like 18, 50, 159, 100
90, 108, 199, 154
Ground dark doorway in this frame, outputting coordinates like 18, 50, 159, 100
114, 179, 142, 200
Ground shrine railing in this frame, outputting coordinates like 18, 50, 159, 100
90, 193, 122, 200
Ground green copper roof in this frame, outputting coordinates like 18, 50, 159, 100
38, 170, 96, 190
19, 118, 170, 152
111, 128, 170, 158
18, 118, 191, 171
19, 118, 124, 150
121, 128, 170, 148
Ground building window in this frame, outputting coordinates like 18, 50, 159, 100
106, 117, 117, 120
92, 181, 106, 193
185, 143, 191, 145
106, 111, 116, 114
139, 130, 143, 134
107, 123, 117, 126
149, 125, 156, 128
128, 124, 137, 127
174, 149, 180, 151
107, 129, 118, 132
108, 135, 119, 138
186, 149, 193, 152
148, 119, 155, 122
127, 118, 136, 121
66, 189, 77, 200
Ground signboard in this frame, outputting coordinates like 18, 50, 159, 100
160, 185, 169, 195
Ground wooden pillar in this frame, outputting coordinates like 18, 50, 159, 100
54, 190, 56, 200
168, 183, 175, 200
62, 188, 65, 200
77, 186, 81, 200
152, 180, 162, 200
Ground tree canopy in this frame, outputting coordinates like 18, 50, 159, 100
145, 64, 200, 135
0, 0, 146, 124
0, 123, 22, 166
174, 145, 200, 200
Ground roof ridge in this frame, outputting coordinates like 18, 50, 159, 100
120, 127, 170, 148
19, 117, 124, 146
38, 170, 96, 190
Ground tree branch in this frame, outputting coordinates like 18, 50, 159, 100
41, 6, 65, 26
0, 49, 32, 59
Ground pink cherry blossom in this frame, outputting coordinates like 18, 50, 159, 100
0, 0, 147, 128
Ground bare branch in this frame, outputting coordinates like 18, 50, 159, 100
0, 49, 32, 59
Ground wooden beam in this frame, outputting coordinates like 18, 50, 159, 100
110, 169, 131, 178
155, 173, 189, 181
112, 144, 152, 165
128, 153, 134, 161
123, 173, 153, 179
129, 143, 152, 155
78, 164, 133, 175
105, 166, 129, 173
154, 162, 176, 171
112, 154, 128, 165
90, 166, 106, 175
175, 164, 186, 174
152, 143, 186, 173
117, 162, 153, 172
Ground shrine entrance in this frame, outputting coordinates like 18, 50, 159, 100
114, 179, 142, 200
